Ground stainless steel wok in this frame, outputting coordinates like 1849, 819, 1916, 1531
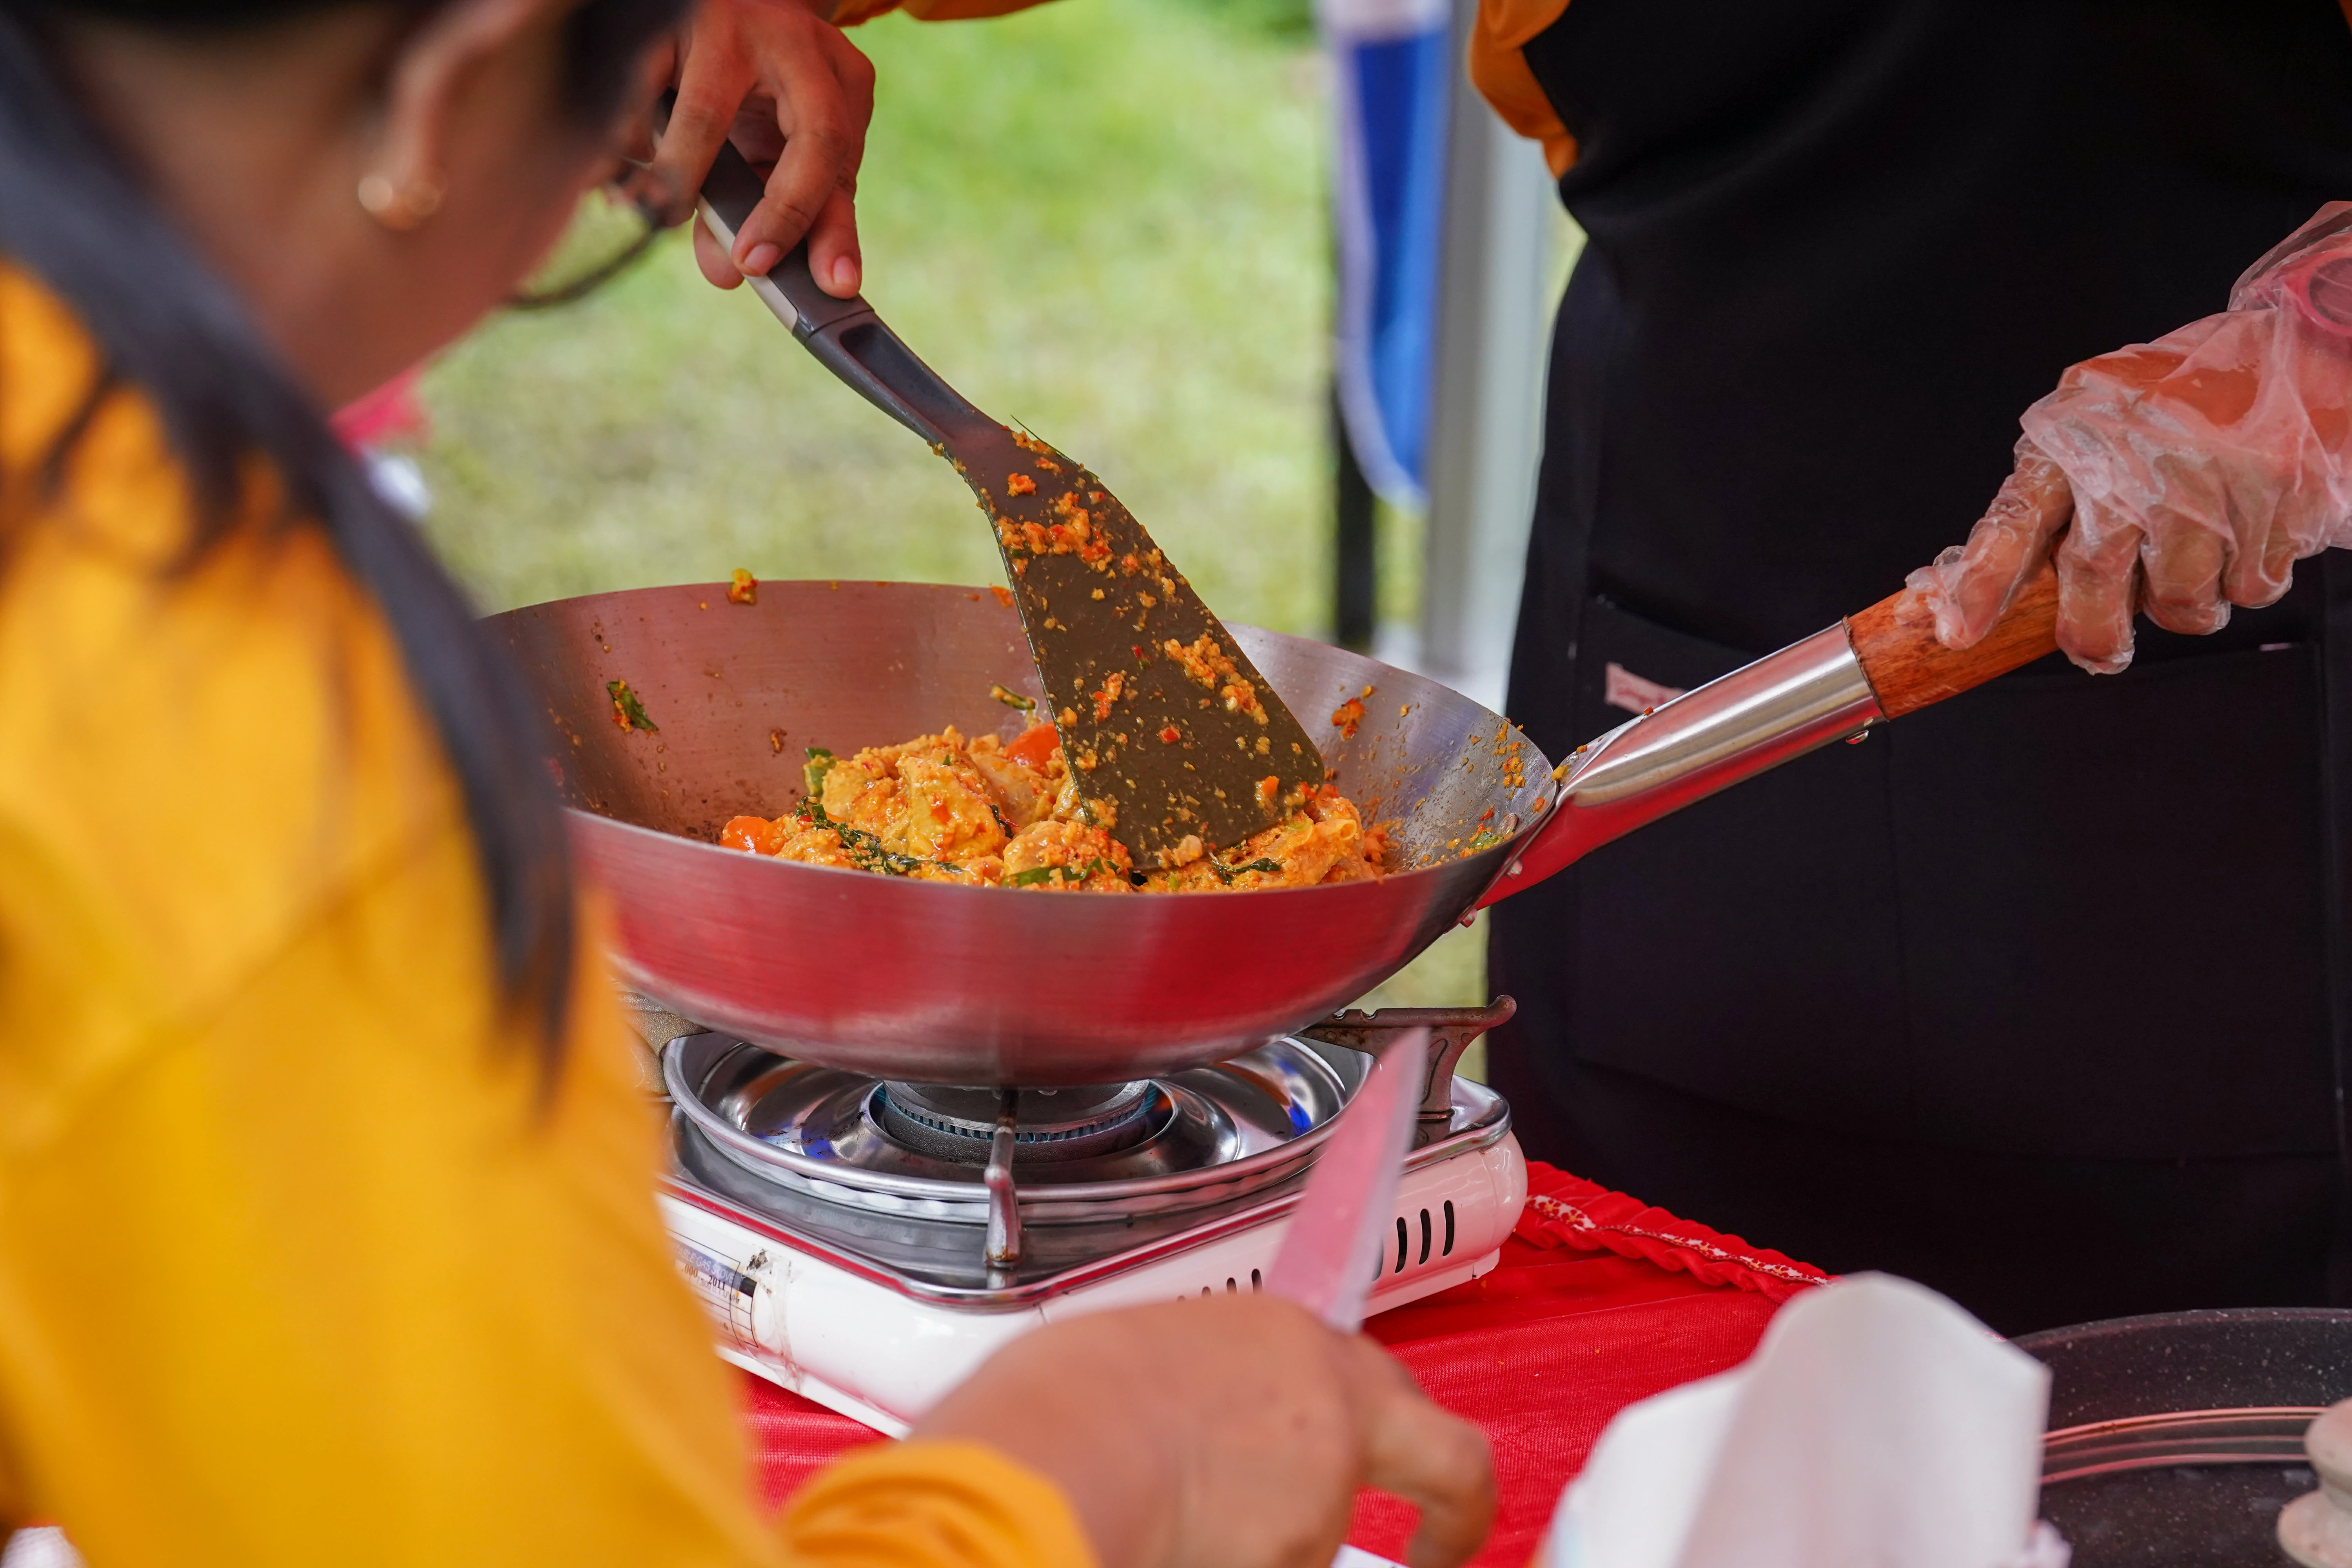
488, 571, 2057, 1084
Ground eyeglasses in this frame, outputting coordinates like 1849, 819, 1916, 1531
508, 182, 666, 310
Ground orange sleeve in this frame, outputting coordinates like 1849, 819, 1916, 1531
1466, 0, 1578, 177
834, 0, 1060, 27
833, 0, 1574, 182
776, 1441, 1098, 1568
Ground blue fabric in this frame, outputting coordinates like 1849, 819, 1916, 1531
1330, 25, 1451, 504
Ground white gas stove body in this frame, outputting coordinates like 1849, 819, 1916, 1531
664, 1132, 1526, 1435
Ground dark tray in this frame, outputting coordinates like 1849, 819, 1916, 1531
2018, 1309, 2352, 1567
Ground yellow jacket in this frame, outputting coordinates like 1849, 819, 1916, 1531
0, 265, 1092, 1568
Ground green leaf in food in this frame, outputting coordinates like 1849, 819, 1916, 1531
605, 679, 657, 733
803, 746, 836, 802
803, 816, 959, 879
989, 684, 1037, 712
1007, 857, 1112, 888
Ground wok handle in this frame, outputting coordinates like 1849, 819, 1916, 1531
1843, 561, 2061, 718
1474, 561, 2063, 911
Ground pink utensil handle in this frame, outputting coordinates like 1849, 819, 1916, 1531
1264, 1029, 1429, 1333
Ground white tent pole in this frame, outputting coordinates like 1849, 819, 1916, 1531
1417, 0, 1557, 715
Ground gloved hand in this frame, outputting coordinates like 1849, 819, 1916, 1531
1909, 202, 2352, 673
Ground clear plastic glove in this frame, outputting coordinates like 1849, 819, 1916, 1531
1909, 203, 2352, 673
914, 1295, 1496, 1568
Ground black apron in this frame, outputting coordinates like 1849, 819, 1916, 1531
1485, 0, 2352, 1335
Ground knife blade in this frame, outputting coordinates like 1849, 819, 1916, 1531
1264, 1028, 1429, 1333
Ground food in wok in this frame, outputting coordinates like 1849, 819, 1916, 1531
719, 719, 1385, 892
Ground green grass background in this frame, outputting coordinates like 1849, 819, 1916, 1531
413, 0, 1489, 1022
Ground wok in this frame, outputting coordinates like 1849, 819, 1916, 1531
489, 571, 2056, 1085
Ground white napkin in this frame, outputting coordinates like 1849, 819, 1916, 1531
1540, 1273, 2068, 1568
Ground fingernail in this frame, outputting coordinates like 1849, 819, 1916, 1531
739, 241, 780, 276
831, 255, 860, 294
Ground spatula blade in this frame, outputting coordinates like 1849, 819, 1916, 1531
955, 430, 1330, 867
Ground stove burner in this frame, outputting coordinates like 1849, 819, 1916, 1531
664, 1033, 1360, 1227
875, 1082, 1161, 1165
659, 1007, 1523, 1300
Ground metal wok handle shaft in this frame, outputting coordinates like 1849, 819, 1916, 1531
1478, 563, 2062, 908
694, 140, 993, 448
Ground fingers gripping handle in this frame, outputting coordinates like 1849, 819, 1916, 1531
1475, 563, 2062, 909
695, 138, 989, 448
1844, 559, 2061, 718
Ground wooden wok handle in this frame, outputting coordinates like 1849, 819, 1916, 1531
1843, 561, 2060, 719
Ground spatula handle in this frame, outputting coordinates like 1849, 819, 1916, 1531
1842, 561, 2062, 719
695, 140, 992, 448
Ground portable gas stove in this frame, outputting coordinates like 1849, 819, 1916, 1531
640, 1000, 1527, 1435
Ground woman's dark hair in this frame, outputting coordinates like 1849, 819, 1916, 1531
0, 0, 690, 1073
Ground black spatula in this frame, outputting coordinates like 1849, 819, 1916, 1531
694, 142, 1328, 867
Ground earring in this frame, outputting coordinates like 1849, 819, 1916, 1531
357, 169, 445, 230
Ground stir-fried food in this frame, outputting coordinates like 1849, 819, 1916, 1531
720, 721, 1385, 892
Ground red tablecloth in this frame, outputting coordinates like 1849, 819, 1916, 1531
741, 1163, 1831, 1567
